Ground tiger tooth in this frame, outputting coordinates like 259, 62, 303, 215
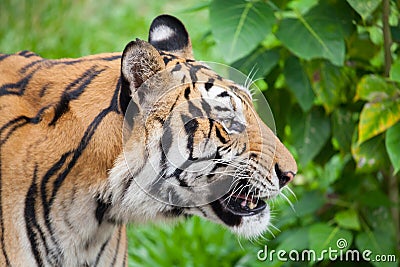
248, 201, 256, 210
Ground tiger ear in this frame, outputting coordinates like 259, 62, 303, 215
121, 38, 166, 89
148, 14, 193, 59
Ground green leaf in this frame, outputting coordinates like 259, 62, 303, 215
347, 31, 381, 62
308, 223, 353, 261
293, 190, 326, 217
309, 61, 353, 113
232, 46, 279, 80
334, 209, 361, 230
358, 98, 400, 144
355, 75, 399, 102
275, 1, 354, 66
283, 56, 315, 112
386, 122, 400, 174
210, 0, 275, 63
346, 0, 381, 20
276, 227, 310, 251
332, 108, 357, 152
390, 59, 400, 83
359, 190, 392, 208
356, 230, 397, 267
321, 154, 351, 188
289, 107, 331, 166
351, 131, 390, 173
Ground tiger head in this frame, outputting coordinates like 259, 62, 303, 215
107, 15, 297, 238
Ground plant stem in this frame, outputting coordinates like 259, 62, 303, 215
388, 168, 400, 250
383, 0, 392, 77
382, 0, 399, 250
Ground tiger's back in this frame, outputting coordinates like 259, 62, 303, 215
0, 51, 128, 265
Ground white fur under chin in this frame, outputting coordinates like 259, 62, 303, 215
231, 207, 271, 239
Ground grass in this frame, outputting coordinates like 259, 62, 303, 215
0, 1, 295, 266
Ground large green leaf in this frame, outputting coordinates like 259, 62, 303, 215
346, 0, 381, 20
309, 61, 353, 113
210, 0, 275, 63
283, 56, 315, 112
332, 108, 356, 152
356, 230, 397, 267
293, 190, 326, 218
358, 98, 400, 144
385, 122, 400, 174
289, 107, 331, 166
320, 154, 351, 189
351, 131, 390, 173
275, 1, 354, 66
390, 58, 400, 83
276, 227, 310, 251
355, 75, 399, 102
308, 223, 353, 262
232, 46, 279, 80
334, 209, 361, 230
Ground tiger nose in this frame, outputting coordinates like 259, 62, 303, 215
275, 164, 295, 188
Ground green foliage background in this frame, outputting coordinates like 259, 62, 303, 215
1, 0, 399, 266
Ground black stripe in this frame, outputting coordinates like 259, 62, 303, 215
205, 78, 214, 91
39, 83, 51, 97
0, 71, 35, 96
20, 59, 45, 74
0, 54, 11, 62
182, 115, 199, 161
201, 99, 212, 116
188, 65, 201, 83
188, 101, 203, 117
217, 91, 229, 98
95, 199, 111, 225
39, 79, 121, 258
119, 77, 131, 115
0, 106, 50, 145
172, 63, 182, 72
18, 50, 30, 56
93, 236, 110, 267
49, 67, 106, 125
169, 94, 180, 113
184, 87, 190, 99
20, 55, 121, 74
215, 125, 229, 144
214, 106, 230, 112
122, 240, 127, 267
24, 165, 47, 266
207, 118, 213, 138
110, 227, 122, 266
161, 123, 173, 155
0, 105, 50, 266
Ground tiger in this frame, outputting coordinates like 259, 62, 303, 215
0, 14, 297, 266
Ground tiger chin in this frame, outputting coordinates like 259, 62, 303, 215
0, 15, 297, 266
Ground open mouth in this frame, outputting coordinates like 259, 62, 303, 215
219, 190, 267, 216
220, 192, 267, 216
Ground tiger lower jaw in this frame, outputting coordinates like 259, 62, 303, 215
205, 195, 271, 239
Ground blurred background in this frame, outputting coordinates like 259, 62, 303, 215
1, 0, 399, 266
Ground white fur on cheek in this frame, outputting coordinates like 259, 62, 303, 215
151, 25, 175, 41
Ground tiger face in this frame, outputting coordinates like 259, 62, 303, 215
107, 15, 297, 238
